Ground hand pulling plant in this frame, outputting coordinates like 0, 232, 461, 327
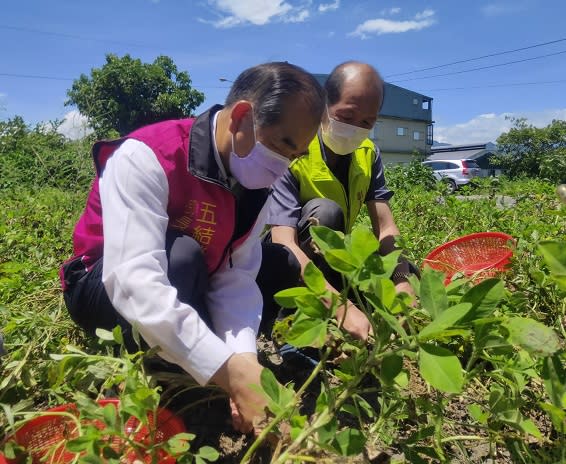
244, 226, 565, 463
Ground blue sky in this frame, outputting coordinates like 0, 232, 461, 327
1, 0, 565, 143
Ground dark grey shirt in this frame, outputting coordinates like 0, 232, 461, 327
268, 144, 393, 227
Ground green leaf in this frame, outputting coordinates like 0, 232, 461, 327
419, 269, 448, 319
405, 426, 435, 445
296, 294, 328, 319
368, 298, 409, 343
331, 428, 366, 456
316, 417, 337, 445
347, 226, 379, 264
66, 435, 94, 452
303, 261, 327, 295
540, 402, 566, 430
460, 278, 504, 323
380, 353, 403, 385
467, 404, 489, 424
274, 286, 312, 308
418, 303, 472, 340
260, 368, 280, 403
515, 418, 542, 438
381, 250, 403, 278
371, 278, 397, 312
325, 249, 358, 273
166, 433, 194, 454
538, 240, 566, 291
95, 328, 115, 341
541, 355, 566, 408
310, 225, 345, 253
286, 313, 328, 348
418, 344, 464, 393
290, 414, 307, 441
102, 402, 117, 428
196, 446, 220, 461
112, 325, 124, 345
352, 394, 376, 419
502, 317, 561, 356
259, 368, 294, 415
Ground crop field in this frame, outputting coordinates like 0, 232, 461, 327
0, 135, 565, 463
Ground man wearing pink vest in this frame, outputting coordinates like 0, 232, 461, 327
60, 62, 325, 433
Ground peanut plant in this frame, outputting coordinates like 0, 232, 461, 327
245, 226, 565, 463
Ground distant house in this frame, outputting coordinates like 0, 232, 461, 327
313, 74, 434, 164
428, 142, 501, 177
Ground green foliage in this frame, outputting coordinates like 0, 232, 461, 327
495, 117, 566, 183
66, 54, 205, 137
2, 329, 218, 463
385, 158, 437, 191
1, 155, 566, 462
0, 116, 94, 191
248, 220, 566, 462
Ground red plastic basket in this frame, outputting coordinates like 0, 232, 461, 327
1, 399, 186, 464
423, 232, 515, 285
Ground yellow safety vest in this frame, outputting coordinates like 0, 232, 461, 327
289, 135, 376, 233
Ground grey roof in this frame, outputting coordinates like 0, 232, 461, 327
312, 73, 433, 123
427, 148, 494, 161
431, 142, 497, 153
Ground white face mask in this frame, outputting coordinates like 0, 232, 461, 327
229, 116, 290, 189
321, 107, 371, 155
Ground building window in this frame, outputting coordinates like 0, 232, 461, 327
397, 127, 407, 136
413, 98, 419, 105
370, 123, 379, 140
426, 124, 434, 145
422, 99, 431, 110
413, 131, 421, 141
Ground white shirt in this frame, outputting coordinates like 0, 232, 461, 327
99, 131, 266, 386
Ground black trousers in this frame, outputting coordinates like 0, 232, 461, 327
257, 198, 344, 334
62, 231, 211, 351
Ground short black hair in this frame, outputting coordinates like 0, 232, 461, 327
225, 62, 325, 128
325, 60, 384, 110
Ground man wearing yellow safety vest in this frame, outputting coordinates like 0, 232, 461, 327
258, 61, 414, 346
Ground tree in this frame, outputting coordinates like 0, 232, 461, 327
495, 117, 566, 183
66, 54, 205, 137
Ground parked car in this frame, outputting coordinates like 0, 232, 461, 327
422, 159, 481, 193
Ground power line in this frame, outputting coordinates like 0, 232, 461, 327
384, 37, 566, 78
0, 72, 73, 81
0, 72, 229, 90
390, 49, 566, 83
420, 79, 566, 92
0, 24, 157, 50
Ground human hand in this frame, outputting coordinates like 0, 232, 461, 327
395, 280, 416, 306
211, 353, 268, 434
336, 300, 372, 341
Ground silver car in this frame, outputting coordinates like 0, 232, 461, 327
422, 159, 481, 193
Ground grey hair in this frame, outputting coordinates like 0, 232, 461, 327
225, 62, 325, 128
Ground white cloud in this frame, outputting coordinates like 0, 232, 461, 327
285, 8, 310, 22
349, 9, 436, 38
205, 0, 311, 27
481, 2, 527, 17
379, 6, 401, 15
56, 110, 93, 140
318, 0, 339, 13
434, 109, 566, 145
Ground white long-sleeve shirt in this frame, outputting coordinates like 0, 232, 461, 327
99, 137, 266, 386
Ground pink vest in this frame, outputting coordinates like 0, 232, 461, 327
63, 113, 266, 288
